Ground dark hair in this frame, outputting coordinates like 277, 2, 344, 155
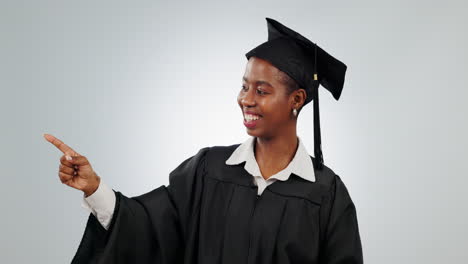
275, 70, 304, 114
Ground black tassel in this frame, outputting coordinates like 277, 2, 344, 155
313, 43, 324, 170
313, 84, 323, 170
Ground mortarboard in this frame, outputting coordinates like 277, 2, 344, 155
245, 17, 347, 170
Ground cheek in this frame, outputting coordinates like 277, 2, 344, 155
263, 98, 290, 120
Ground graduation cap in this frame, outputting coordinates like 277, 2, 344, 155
245, 17, 347, 170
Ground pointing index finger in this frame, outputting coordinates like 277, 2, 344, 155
43, 133, 79, 156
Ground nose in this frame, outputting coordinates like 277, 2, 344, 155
240, 87, 256, 106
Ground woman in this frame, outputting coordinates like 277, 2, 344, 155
45, 18, 363, 264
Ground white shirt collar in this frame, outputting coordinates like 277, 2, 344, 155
225, 136, 316, 183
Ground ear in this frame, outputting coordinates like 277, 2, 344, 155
291, 88, 306, 110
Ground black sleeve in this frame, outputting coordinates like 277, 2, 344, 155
71, 147, 210, 264
322, 175, 364, 264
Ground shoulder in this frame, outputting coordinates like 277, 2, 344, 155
204, 144, 240, 163
311, 157, 356, 209
192, 143, 255, 186
309, 155, 338, 188
169, 144, 239, 179
308, 156, 354, 199
189, 143, 240, 159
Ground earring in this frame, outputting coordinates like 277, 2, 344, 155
292, 108, 298, 117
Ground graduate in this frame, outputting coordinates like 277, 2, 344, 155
45, 17, 363, 264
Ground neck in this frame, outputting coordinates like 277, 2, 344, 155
253, 129, 299, 179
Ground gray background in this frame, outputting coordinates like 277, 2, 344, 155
1, 0, 467, 263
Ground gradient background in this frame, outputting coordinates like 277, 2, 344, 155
1, 0, 467, 263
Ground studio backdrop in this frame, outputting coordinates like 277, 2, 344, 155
1, 0, 467, 263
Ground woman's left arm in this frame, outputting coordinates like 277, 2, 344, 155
321, 174, 364, 264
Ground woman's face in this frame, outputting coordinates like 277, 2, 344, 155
237, 57, 300, 139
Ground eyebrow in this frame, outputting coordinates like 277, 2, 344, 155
242, 76, 274, 88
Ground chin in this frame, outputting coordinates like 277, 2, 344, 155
246, 129, 269, 139
245, 129, 260, 137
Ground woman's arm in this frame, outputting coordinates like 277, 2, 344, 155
81, 180, 116, 230
322, 175, 364, 264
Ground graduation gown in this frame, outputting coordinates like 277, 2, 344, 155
71, 144, 363, 264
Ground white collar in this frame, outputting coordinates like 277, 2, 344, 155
225, 136, 316, 183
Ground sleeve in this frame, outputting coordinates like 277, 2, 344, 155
81, 180, 116, 230
71, 147, 210, 264
321, 174, 363, 264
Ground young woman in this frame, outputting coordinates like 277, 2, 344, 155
45, 17, 363, 264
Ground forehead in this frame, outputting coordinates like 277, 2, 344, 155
243, 57, 281, 81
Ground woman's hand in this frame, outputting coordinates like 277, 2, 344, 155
44, 133, 100, 197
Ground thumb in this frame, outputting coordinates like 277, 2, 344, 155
67, 155, 90, 166
64, 151, 80, 161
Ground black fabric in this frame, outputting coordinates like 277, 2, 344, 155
72, 145, 363, 264
313, 81, 324, 169
245, 17, 347, 170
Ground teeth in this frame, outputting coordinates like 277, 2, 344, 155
245, 114, 260, 121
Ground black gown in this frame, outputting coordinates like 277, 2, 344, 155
71, 144, 363, 264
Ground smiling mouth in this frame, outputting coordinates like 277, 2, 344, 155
244, 113, 262, 122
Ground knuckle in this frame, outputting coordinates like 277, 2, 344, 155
58, 172, 66, 182
59, 173, 71, 183
77, 156, 89, 165
60, 159, 72, 166
59, 162, 72, 170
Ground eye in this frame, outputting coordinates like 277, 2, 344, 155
241, 85, 248, 91
256, 89, 267, 95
